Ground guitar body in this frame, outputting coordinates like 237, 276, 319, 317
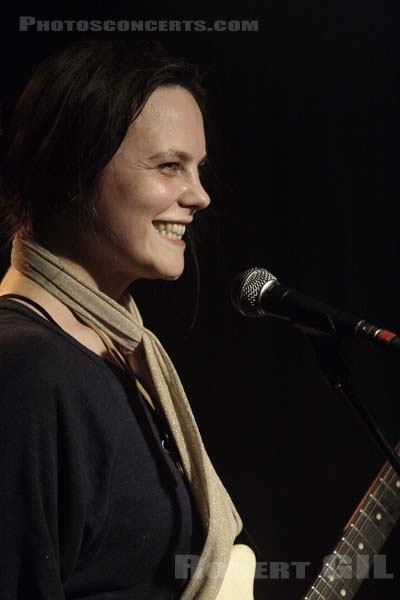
216, 544, 256, 600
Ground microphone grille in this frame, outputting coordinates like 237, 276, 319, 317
231, 267, 277, 317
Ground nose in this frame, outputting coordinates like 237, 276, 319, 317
178, 174, 211, 213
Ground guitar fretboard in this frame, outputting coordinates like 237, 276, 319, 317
304, 449, 400, 600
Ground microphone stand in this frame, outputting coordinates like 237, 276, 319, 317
299, 315, 400, 477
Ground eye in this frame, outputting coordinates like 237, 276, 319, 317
198, 160, 207, 172
159, 162, 180, 173
198, 160, 209, 180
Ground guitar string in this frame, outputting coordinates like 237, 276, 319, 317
305, 458, 400, 600
313, 474, 398, 599
307, 492, 381, 600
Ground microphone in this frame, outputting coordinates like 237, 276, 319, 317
231, 267, 400, 351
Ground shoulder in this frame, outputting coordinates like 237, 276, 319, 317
0, 324, 65, 447
0, 305, 128, 452
0, 304, 106, 409
0, 298, 133, 404
0, 309, 70, 380
0, 301, 101, 380
0, 320, 77, 431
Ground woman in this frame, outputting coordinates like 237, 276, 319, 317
0, 40, 254, 599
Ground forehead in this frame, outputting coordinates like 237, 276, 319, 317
125, 85, 206, 154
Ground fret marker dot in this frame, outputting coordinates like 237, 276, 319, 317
328, 575, 334, 582
376, 512, 382, 521
396, 481, 400, 489
340, 589, 347, 597
358, 542, 365, 550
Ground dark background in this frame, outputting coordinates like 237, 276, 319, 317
1, 2, 400, 598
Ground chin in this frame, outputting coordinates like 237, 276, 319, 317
162, 273, 183, 281
157, 269, 184, 281
146, 263, 185, 281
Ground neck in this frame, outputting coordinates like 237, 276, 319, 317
15, 225, 132, 301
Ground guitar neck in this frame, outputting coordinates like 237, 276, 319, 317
303, 447, 400, 600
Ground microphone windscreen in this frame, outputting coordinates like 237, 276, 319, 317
231, 267, 276, 317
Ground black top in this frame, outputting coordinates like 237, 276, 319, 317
0, 297, 205, 600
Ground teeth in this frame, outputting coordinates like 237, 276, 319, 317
153, 221, 186, 239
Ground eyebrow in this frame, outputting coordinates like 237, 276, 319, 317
148, 149, 208, 163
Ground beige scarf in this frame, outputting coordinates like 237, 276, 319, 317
10, 231, 242, 599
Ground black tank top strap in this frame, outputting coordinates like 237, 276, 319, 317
0, 294, 60, 327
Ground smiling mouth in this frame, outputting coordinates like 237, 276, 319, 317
153, 221, 186, 241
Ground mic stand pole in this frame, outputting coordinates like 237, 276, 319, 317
303, 326, 400, 477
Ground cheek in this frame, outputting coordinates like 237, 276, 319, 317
99, 167, 179, 230
129, 178, 181, 222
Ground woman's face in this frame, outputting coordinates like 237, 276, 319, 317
94, 84, 210, 285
